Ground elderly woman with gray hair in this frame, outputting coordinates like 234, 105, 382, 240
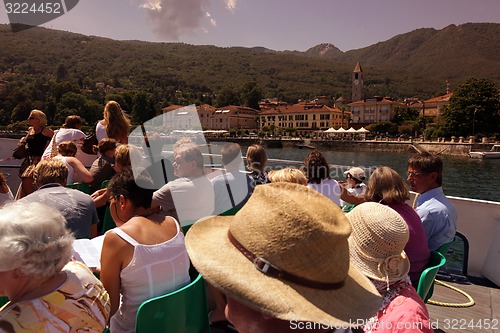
0, 201, 110, 332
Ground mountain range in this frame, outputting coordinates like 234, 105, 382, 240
0, 22, 499, 101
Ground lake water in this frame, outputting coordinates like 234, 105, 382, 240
255, 147, 500, 203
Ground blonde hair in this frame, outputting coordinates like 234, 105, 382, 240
114, 144, 142, 170
268, 168, 307, 185
364, 166, 409, 204
104, 101, 131, 142
34, 159, 68, 185
30, 110, 48, 126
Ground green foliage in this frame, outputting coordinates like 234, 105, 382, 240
0, 23, 499, 130
239, 81, 263, 109
392, 106, 420, 125
366, 121, 398, 135
441, 77, 500, 137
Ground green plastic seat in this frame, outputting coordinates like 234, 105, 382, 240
417, 251, 446, 303
219, 206, 240, 216
135, 273, 210, 333
101, 205, 116, 233
66, 182, 91, 194
0, 296, 9, 308
99, 180, 116, 233
437, 239, 454, 257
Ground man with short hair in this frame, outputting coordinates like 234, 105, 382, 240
151, 143, 214, 223
20, 159, 99, 239
407, 152, 457, 251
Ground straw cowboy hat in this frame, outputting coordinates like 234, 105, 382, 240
346, 202, 410, 284
185, 183, 381, 327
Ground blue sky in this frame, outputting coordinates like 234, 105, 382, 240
1, 0, 500, 51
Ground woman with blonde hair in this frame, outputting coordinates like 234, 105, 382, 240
96, 101, 131, 144
268, 167, 307, 185
16, 110, 54, 198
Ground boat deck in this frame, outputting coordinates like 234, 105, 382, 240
427, 279, 499, 332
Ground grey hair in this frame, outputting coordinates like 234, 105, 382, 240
0, 202, 74, 278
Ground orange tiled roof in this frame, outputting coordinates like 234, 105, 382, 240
258, 102, 344, 115
425, 93, 453, 103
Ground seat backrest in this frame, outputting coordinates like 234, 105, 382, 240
135, 273, 209, 333
417, 251, 446, 302
101, 179, 110, 189
0, 296, 9, 308
100, 179, 116, 233
66, 182, 91, 194
101, 205, 116, 233
437, 239, 454, 257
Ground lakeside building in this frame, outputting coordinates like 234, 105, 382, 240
210, 105, 259, 130
409, 92, 453, 123
258, 100, 351, 136
162, 104, 259, 131
348, 96, 405, 124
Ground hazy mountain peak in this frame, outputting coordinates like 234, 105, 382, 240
304, 43, 344, 58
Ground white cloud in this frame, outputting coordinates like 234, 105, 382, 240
138, 0, 237, 40
224, 0, 236, 13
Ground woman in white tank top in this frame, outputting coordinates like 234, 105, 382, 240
100, 169, 191, 333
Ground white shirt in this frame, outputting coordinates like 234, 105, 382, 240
42, 128, 86, 159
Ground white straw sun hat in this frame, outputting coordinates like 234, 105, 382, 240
185, 182, 381, 327
346, 202, 410, 285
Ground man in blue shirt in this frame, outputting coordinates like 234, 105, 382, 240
407, 152, 457, 251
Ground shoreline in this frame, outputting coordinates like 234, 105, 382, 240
205, 137, 497, 158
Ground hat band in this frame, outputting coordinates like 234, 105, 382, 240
228, 231, 345, 290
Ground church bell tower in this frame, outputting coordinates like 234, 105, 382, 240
352, 62, 364, 102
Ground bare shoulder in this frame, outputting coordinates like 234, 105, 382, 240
42, 127, 54, 136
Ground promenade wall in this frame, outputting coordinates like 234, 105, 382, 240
311, 139, 495, 157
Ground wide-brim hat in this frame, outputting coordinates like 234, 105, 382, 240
186, 183, 381, 327
344, 167, 366, 182
346, 202, 410, 284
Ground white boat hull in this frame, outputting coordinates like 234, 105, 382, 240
469, 152, 500, 159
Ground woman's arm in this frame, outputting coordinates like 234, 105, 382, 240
67, 156, 93, 183
340, 186, 365, 205
100, 231, 124, 318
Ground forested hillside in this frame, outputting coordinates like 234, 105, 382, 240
0, 22, 498, 128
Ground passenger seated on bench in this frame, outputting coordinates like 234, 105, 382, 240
364, 166, 430, 287
100, 170, 190, 333
407, 153, 457, 251
346, 202, 433, 333
185, 183, 382, 332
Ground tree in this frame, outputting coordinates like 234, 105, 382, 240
240, 81, 262, 110
132, 91, 156, 124
57, 64, 68, 80
216, 88, 240, 107
392, 106, 420, 125
441, 78, 500, 137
